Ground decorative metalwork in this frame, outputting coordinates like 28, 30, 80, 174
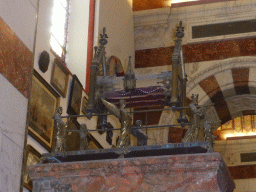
157, 71, 172, 104
170, 21, 188, 126
86, 27, 108, 118
131, 120, 148, 146
203, 120, 218, 148
101, 99, 132, 148
182, 94, 202, 143
52, 107, 67, 153
68, 124, 89, 150
50, 24, 219, 156
123, 56, 136, 91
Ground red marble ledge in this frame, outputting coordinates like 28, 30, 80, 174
0, 17, 33, 98
28, 152, 235, 192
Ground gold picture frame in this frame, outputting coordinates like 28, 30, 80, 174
50, 58, 69, 98
66, 118, 80, 151
28, 70, 60, 151
88, 133, 103, 149
81, 96, 88, 114
67, 75, 83, 115
23, 145, 41, 191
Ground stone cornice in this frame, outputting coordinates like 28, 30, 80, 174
133, 7, 170, 27
134, 0, 256, 50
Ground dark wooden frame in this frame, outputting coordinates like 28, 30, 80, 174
23, 145, 42, 191
28, 70, 60, 151
106, 123, 113, 145
50, 58, 69, 98
81, 96, 88, 114
67, 75, 83, 115
66, 118, 80, 151
88, 133, 103, 149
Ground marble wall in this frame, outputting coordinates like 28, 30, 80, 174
0, 74, 28, 192
135, 36, 256, 68
134, 0, 256, 51
0, 0, 37, 191
133, 0, 256, 134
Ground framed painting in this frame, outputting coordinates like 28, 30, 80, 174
88, 133, 103, 149
81, 96, 88, 114
106, 123, 113, 145
28, 70, 60, 151
23, 145, 42, 191
67, 75, 83, 115
50, 58, 69, 98
97, 115, 107, 135
66, 118, 80, 151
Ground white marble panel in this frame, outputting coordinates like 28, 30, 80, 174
234, 179, 248, 192
0, 75, 28, 147
249, 67, 256, 83
226, 95, 256, 117
0, 131, 23, 192
249, 82, 256, 94
215, 138, 256, 167
0, 0, 37, 51
0, 74, 28, 192
215, 69, 235, 95
247, 178, 256, 191
234, 178, 256, 192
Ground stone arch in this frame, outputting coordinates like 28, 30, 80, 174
159, 56, 256, 140
186, 56, 256, 130
106, 56, 124, 76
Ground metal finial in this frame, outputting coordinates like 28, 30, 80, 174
176, 21, 184, 38
99, 27, 108, 45
123, 56, 136, 91
94, 46, 98, 55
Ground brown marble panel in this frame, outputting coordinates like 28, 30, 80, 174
232, 68, 249, 83
168, 127, 187, 143
133, 0, 164, 11
135, 47, 173, 68
133, 106, 163, 125
232, 68, 250, 95
198, 76, 219, 95
242, 110, 255, 116
228, 165, 256, 179
135, 36, 256, 68
0, 17, 33, 98
199, 76, 232, 123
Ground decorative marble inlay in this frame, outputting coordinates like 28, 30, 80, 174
0, 17, 33, 98
133, 0, 164, 11
135, 37, 256, 69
